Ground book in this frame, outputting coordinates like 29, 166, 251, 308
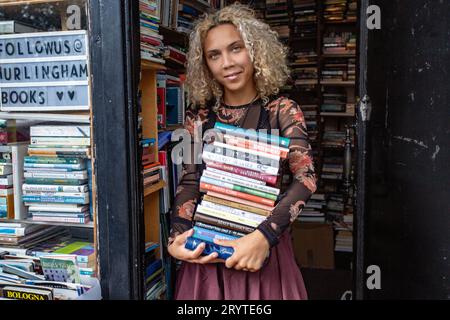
185, 237, 234, 260
203, 194, 271, 217
1, 284, 53, 300
214, 122, 290, 148
193, 212, 254, 234
192, 225, 239, 243
40, 255, 81, 284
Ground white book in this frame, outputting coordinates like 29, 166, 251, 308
203, 169, 280, 195
200, 200, 265, 223
22, 184, 88, 193
0, 175, 13, 186
0, 188, 13, 196
205, 167, 266, 186
202, 151, 279, 175
24, 171, 88, 179
31, 137, 91, 146
196, 205, 259, 228
22, 191, 89, 198
213, 141, 280, 161
28, 204, 88, 213
223, 134, 290, 153
30, 126, 91, 138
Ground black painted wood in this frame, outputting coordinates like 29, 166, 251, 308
365, 0, 450, 299
89, 0, 142, 299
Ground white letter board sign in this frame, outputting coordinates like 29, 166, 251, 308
0, 30, 90, 111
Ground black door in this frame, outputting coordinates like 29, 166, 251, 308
357, 0, 450, 299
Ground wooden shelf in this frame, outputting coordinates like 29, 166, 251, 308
141, 59, 167, 71
144, 180, 166, 197
320, 112, 355, 117
322, 53, 356, 58
320, 80, 355, 87
325, 20, 357, 25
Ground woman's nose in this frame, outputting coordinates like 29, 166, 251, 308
222, 52, 234, 69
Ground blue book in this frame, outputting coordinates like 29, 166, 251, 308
193, 226, 239, 243
158, 131, 172, 150
145, 259, 162, 279
185, 237, 234, 260
214, 122, 290, 148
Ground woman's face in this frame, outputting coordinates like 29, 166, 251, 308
203, 23, 256, 98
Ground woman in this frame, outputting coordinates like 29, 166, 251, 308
167, 3, 317, 300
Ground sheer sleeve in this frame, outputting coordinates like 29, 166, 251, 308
168, 106, 209, 246
256, 98, 317, 247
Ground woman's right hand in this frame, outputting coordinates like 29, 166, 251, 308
168, 229, 223, 264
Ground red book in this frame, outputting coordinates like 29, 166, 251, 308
200, 182, 275, 207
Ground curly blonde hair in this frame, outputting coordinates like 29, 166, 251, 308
186, 3, 290, 109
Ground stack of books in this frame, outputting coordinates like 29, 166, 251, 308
323, 0, 347, 22
298, 193, 326, 223
22, 125, 91, 225
323, 31, 356, 55
265, 0, 290, 41
144, 242, 165, 300
141, 138, 161, 188
0, 148, 14, 219
321, 90, 347, 112
140, 0, 165, 64
185, 123, 291, 259
176, 1, 200, 34
293, 0, 317, 25
346, 0, 358, 22
291, 50, 318, 86
335, 230, 352, 252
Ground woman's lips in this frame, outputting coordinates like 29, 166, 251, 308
224, 71, 242, 80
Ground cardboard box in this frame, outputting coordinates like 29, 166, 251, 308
291, 221, 335, 269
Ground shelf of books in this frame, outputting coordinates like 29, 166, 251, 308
0, 0, 102, 300
139, 0, 224, 300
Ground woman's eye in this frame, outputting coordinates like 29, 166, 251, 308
232, 46, 241, 52
209, 54, 219, 60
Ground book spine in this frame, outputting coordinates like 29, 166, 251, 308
22, 184, 88, 193
194, 213, 254, 234
214, 122, 290, 147
24, 163, 85, 170
200, 182, 275, 207
206, 194, 272, 217
204, 144, 280, 169
193, 226, 239, 242
196, 205, 259, 228
201, 176, 277, 200
224, 134, 289, 159
22, 196, 89, 204
206, 161, 278, 185
23, 171, 87, 179
30, 137, 91, 146
213, 141, 280, 161
202, 151, 279, 175
24, 178, 87, 185
0, 166, 12, 175
30, 126, 90, 137
206, 167, 266, 185
24, 157, 82, 164
201, 201, 265, 223
31, 216, 89, 223
203, 170, 280, 195
185, 237, 234, 260
0, 228, 25, 236
0, 175, 13, 186
194, 221, 246, 237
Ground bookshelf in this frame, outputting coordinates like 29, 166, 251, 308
0, 0, 100, 299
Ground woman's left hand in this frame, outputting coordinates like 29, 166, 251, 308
214, 230, 270, 272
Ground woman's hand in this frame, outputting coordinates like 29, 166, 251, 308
168, 229, 223, 264
214, 229, 270, 272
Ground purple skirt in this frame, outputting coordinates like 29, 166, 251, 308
174, 230, 308, 300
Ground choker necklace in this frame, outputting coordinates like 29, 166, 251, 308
220, 93, 260, 128
222, 93, 260, 109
